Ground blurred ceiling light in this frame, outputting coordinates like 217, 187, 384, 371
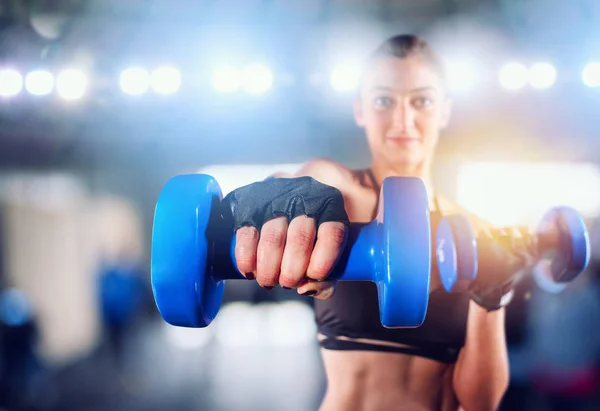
151, 66, 181, 95
528, 62, 557, 90
498, 62, 529, 91
212, 65, 240, 93
56, 69, 87, 100
241, 63, 273, 94
119, 67, 150, 95
329, 63, 360, 92
25, 70, 54, 96
0, 69, 23, 97
582, 62, 600, 88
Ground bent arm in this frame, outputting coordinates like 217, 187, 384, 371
453, 302, 509, 411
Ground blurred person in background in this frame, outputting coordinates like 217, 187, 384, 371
227, 34, 542, 411
94, 198, 152, 371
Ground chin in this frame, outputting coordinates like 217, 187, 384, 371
385, 151, 423, 169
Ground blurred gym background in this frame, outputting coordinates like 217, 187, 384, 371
0, 0, 599, 410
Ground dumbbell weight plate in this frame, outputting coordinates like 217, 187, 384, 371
374, 177, 431, 328
152, 174, 226, 328
537, 206, 590, 283
436, 214, 478, 293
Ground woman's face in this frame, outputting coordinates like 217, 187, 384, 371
354, 55, 451, 169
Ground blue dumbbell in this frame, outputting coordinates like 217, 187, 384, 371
151, 174, 477, 329
437, 214, 478, 293
536, 206, 590, 285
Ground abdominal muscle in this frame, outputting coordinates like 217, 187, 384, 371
318, 348, 458, 411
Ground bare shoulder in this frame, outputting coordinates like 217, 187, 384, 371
436, 196, 495, 233
293, 158, 355, 190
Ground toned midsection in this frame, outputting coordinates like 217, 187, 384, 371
319, 349, 458, 411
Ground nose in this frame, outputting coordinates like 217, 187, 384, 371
392, 101, 416, 132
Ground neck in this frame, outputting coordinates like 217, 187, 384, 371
369, 160, 435, 207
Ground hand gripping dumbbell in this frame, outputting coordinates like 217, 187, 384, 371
534, 206, 590, 288
151, 174, 478, 329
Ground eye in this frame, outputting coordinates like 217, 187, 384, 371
373, 96, 394, 110
411, 96, 434, 109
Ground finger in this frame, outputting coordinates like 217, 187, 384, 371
256, 216, 288, 288
506, 227, 522, 249
488, 227, 513, 249
513, 226, 533, 239
297, 279, 336, 300
506, 226, 520, 238
279, 216, 316, 288
513, 226, 540, 261
307, 222, 347, 281
498, 227, 511, 237
478, 228, 494, 240
520, 226, 538, 248
509, 226, 533, 247
235, 226, 259, 279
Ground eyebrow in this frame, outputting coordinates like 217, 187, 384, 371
370, 86, 437, 94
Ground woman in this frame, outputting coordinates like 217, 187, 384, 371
232, 34, 530, 410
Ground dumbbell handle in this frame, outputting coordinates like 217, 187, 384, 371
537, 228, 562, 257
211, 222, 378, 282
490, 227, 562, 259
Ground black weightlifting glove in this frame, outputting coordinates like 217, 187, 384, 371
222, 176, 350, 232
469, 227, 540, 311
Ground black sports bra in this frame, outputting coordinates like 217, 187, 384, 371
314, 169, 470, 364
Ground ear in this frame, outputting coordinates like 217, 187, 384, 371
353, 97, 365, 128
439, 97, 453, 130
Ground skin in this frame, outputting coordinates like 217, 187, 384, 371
234, 54, 513, 410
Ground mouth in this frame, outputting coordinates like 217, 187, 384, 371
386, 136, 421, 145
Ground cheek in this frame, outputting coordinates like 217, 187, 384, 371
416, 111, 440, 138
365, 110, 390, 134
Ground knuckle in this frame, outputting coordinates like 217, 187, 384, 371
236, 240, 257, 256
320, 223, 347, 247
288, 227, 315, 252
235, 242, 257, 270
237, 227, 259, 242
259, 227, 286, 248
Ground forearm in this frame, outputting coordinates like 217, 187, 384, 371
453, 301, 509, 411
